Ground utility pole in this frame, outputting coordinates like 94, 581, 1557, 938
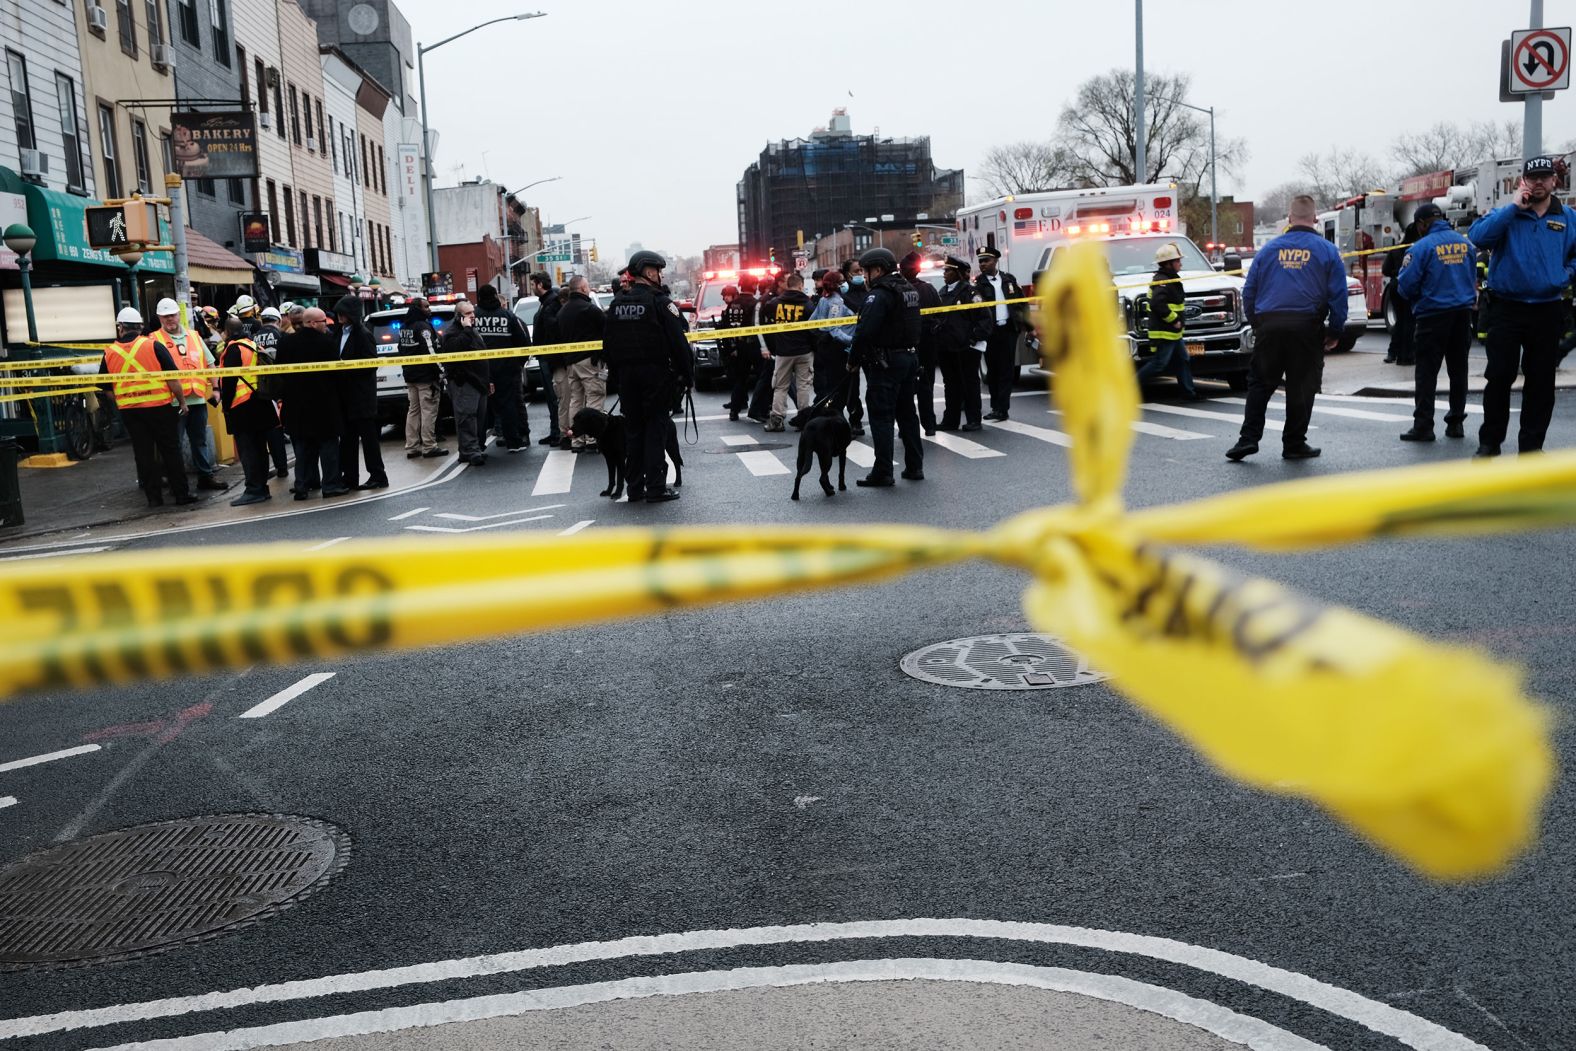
166, 174, 191, 323
1134, 0, 1147, 183
1525, 0, 1544, 160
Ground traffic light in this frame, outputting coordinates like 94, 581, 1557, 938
912, 233, 924, 249
769, 246, 777, 265
589, 244, 598, 262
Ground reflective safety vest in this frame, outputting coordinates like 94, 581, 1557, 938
226, 338, 260, 408
153, 326, 210, 398
103, 337, 173, 410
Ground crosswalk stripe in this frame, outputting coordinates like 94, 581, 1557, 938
531, 451, 576, 496
1216, 398, 1410, 423
922, 430, 1007, 458
1276, 392, 1500, 416
737, 450, 791, 476
1142, 403, 1293, 432
845, 442, 876, 468
720, 434, 758, 446
986, 418, 1074, 447
1054, 411, 1212, 441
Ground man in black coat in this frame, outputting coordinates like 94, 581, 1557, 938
901, 251, 942, 435
935, 256, 991, 431
974, 246, 1027, 421
474, 284, 531, 452
277, 308, 349, 499
441, 301, 492, 466
335, 297, 388, 489
555, 276, 607, 451
530, 272, 564, 445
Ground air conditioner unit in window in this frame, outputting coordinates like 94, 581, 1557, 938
88, 5, 108, 31
259, 112, 272, 131
150, 43, 171, 68
20, 149, 49, 180
305, 136, 317, 152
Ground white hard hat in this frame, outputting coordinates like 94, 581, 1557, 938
233, 294, 258, 314
155, 297, 181, 316
281, 300, 298, 313
116, 306, 144, 325
260, 306, 281, 320
1154, 242, 1183, 264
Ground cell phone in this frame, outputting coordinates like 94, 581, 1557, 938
1517, 180, 1533, 206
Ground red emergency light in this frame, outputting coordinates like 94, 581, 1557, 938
1013, 207, 1033, 220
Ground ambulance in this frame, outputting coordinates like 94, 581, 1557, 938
956, 183, 1253, 386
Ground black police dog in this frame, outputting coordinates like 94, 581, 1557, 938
569, 407, 683, 500
791, 414, 852, 500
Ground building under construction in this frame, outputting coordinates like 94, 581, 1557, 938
737, 110, 964, 266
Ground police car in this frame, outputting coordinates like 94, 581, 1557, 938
687, 267, 780, 388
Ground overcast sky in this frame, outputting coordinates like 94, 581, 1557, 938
405, 0, 1572, 262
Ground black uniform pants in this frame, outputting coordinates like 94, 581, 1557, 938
984, 324, 1017, 415
863, 351, 923, 479
1480, 299, 1564, 452
748, 356, 774, 419
621, 362, 673, 496
491, 371, 526, 447
727, 348, 757, 413
340, 419, 388, 487
234, 430, 272, 496
914, 357, 937, 432
813, 347, 846, 400
938, 350, 983, 427
1238, 315, 1324, 447
122, 405, 189, 501
266, 425, 289, 474
1387, 292, 1415, 364
292, 435, 344, 493
1410, 308, 1471, 432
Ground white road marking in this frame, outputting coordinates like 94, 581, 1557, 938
720, 434, 758, 446
433, 504, 565, 522
0, 743, 100, 774
531, 451, 577, 496
844, 442, 875, 468
1143, 403, 1296, 431
737, 450, 791, 476
1215, 398, 1411, 423
986, 418, 1073, 447
304, 537, 350, 551
82, 960, 1330, 1051
558, 520, 595, 536
405, 514, 555, 534
0, 796, 15, 810
0, 546, 112, 561
1311, 393, 1504, 414
387, 507, 430, 521
2, 918, 1485, 1049
922, 431, 1007, 458
238, 673, 336, 719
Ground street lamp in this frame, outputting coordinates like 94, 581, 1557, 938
507, 176, 561, 198
1152, 95, 1218, 247
418, 12, 547, 271
501, 178, 561, 302
3, 223, 39, 343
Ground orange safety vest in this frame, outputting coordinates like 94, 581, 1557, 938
226, 338, 260, 408
103, 337, 174, 410
153, 326, 210, 398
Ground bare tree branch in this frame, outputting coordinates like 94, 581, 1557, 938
976, 141, 1077, 197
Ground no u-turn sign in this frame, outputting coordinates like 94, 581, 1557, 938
1510, 26, 1572, 93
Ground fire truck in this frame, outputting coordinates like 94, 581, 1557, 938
956, 183, 1253, 385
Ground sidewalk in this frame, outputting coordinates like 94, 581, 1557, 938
1322, 333, 1576, 397
1, 430, 456, 546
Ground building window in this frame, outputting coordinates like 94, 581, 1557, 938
176, 0, 199, 47
97, 103, 122, 199
209, 0, 231, 67
55, 74, 85, 191
159, 129, 172, 172
237, 45, 248, 102
376, 144, 386, 194
312, 195, 323, 249
271, 75, 284, 139
341, 212, 351, 259
288, 85, 300, 145
313, 98, 324, 150
327, 115, 336, 172
366, 219, 374, 269
326, 197, 336, 251
115, 0, 137, 57
6, 52, 33, 156
383, 225, 392, 275
283, 185, 296, 247
254, 56, 266, 113
266, 179, 279, 241
299, 190, 309, 248
145, 0, 165, 51
197, 178, 214, 197
130, 117, 151, 193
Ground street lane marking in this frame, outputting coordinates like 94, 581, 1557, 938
387, 507, 430, 521
406, 514, 555, 534
0, 743, 101, 774
1143, 403, 1295, 431
0, 546, 112, 561
844, 442, 875, 468
720, 434, 758, 446
987, 418, 1074, 447
238, 673, 336, 719
305, 537, 350, 551
433, 504, 565, 522
737, 450, 791, 476
0, 796, 15, 810
85, 960, 1328, 1051
923, 431, 1007, 458
1216, 398, 1410, 423
9, 918, 1483, 1049
531, 450, 576, 496
1312, 394, 1503, 414
558, 520, 595, 536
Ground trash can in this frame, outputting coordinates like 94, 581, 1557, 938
0, 437, 22, 527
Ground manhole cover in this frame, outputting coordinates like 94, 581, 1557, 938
0, 814, 348, 968
901, 633, 1107, 691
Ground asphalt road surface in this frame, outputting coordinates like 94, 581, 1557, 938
2, 343, 1573, 1050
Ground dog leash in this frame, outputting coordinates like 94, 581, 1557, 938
683, 386, 700, 445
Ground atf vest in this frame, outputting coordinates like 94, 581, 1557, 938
226, 338, 261, 408
103, 337, 173, 410
868, 275, 923, 350
153, 326, 210, 398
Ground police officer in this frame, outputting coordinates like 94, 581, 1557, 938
974, 246, 1026, 421
473, 283, 532, 451
900, 251, 942, 435
718, 282, 758, 421
1468, 155, 1576, 457
1227, 194, 1347, 461
849, 247, 923, 486
603, 251, 692, 503
1136, 242, 1200, 400
252, 306, 292, 478
1394, 203, 1476, 443
935, 255, 989, 431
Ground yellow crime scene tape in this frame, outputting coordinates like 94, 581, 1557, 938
0, 385, 100, 405
0, 241, 1559, 882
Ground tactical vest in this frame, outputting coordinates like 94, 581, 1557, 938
869, 275, 923, 350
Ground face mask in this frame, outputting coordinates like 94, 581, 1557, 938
850, 275, 865, 286
839, 282, 849, 294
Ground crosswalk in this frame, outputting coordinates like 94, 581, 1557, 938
436, 392, 1493, 505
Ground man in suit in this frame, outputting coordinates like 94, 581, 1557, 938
277, 307, 350, 499
974, 246, 1026, 421
335, 297, 388, 489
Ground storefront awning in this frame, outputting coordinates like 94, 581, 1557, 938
0, 167, 173, 273
268, 270, 322, 292
319, 273, 352, 288
185, 227, 255, 285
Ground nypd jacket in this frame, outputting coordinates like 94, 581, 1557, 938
936, 280, 991, 352
472, 306, 530, 384
850, 274, 922, 365
1468, 197, 1576, 304
908, 274, 942, 367
718, 297, 757, 356
602, 282, 693, 383
1242, 226, 1348, 336
1395, 220, 1477, 317
397, 311, 442, 384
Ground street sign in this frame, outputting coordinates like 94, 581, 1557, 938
1510, 26, 1571, 93
539, 240, 572, 264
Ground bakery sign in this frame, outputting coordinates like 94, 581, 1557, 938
170, 111, 259, 180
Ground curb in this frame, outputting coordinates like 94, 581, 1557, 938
1350, 380, 1576, 399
